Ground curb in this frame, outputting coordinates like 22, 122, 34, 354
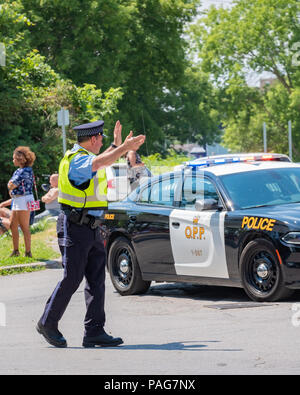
0, 259, 62, 273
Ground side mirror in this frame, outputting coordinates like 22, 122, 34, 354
195, 198, 222, 211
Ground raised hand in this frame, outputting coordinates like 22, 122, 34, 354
124, 131, 145, 152
113, 120, 122, 147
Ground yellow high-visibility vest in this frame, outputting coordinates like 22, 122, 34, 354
58, 146, 108, 209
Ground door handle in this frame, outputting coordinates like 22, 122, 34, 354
172, 222, 180, 229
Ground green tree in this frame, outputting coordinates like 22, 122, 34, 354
20, 0, 200, 152
192, 0, 300, 157
0, 1, 122, 200
161, 66, 222, 148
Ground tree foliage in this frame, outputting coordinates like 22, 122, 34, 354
162, 66, 222, 148
0, 1, 122, 200
20, 0, 201, 152
192, 0, 300, 158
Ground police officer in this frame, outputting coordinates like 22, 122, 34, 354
37, 120, 145, 348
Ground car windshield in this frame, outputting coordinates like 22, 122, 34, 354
220, 167, 300, 209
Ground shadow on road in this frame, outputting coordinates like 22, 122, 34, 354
147, 283, 249, 302
133, 283, 300, 304
115, 341, 242, 352
66, 340, 242, 352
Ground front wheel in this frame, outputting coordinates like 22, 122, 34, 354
107, 236, 151, 296
240, 238, 294, 302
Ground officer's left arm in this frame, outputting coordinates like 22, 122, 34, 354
92, 132, 145, 172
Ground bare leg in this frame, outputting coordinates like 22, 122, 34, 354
17, 210, 31, 254
10, 211, 19, 252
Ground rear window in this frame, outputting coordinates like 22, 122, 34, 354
111, 166, 128, 177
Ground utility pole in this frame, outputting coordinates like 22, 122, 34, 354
263, 122, 267, 152
288, 120, 292, 161
57, 107, 69, 154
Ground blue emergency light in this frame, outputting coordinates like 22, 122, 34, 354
187, 154, 280, 169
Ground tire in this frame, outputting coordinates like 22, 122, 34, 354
107, 236, 151, 296
240, 238, 294, 302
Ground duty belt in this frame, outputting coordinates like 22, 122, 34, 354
61, 207, 102, 229
80, 215, 103, 229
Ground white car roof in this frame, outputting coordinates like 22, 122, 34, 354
205, 161, 300, 177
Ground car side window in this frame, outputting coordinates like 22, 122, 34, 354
180, 176, 220, 210
139, 184, 150, 203
138, 176, 178, 206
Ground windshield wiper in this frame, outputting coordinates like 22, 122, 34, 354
243, 204, 273, 209
244, 201, 300, 209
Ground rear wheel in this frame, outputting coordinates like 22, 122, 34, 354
108, 236, 151, 296
240, 238, 294, 302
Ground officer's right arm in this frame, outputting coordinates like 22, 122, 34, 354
92, 133, 145, 172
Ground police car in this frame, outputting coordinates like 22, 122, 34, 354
102, 154, 300, 302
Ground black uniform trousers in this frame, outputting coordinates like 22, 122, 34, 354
40, 212, 106, 337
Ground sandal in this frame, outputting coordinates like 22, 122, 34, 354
25, 251, 32, 258
10, 250, 20, 257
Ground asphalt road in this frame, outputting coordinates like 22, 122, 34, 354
0, 267, 300, 375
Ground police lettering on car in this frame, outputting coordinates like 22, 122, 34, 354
37, 119, 145, 348
102, 154, 300, 302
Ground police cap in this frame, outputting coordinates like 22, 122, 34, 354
73, 120, 107, 138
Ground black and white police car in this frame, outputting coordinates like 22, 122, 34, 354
102, 154, 300, 302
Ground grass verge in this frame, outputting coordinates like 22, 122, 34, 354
0, 219, 60, 275
0, 265, 46, 276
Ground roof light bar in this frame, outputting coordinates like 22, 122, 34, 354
261, 155, 273, 160
187, 154, 279, 168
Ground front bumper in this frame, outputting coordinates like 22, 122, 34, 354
279, 242, 300, 289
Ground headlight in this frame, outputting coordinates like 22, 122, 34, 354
282, 232, 300, 244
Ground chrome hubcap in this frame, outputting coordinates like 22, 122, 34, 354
112, 248, 133, 288
119, 258, 130, 274
257, 263, 269, 279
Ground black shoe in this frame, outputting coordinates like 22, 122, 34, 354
82, 331, 123, 348
36, 320, 67, 348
